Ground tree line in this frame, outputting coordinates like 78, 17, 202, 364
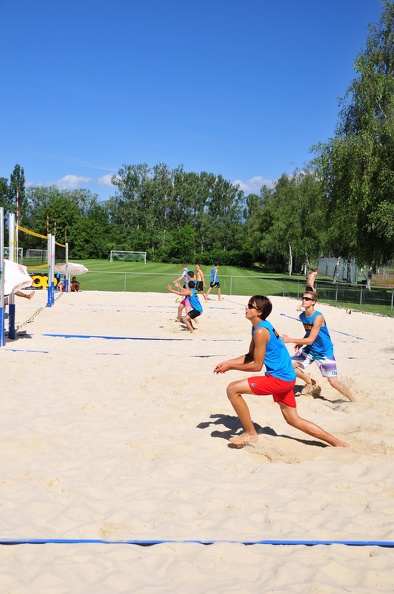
1, 1, 393, 273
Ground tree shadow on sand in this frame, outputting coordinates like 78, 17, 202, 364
197, 413, 328, 448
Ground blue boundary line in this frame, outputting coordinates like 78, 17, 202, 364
279, 313, 365, 340
43, 334, 189, 341
4, 348, 49, 353
0, 538, 392, 547
42, 333, 241, 342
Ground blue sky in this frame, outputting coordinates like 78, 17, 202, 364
1, 0, 384, 201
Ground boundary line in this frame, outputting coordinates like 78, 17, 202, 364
0, 538, 392, 547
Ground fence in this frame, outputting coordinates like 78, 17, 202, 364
77, 272, 394, 317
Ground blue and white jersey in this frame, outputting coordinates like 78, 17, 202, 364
300, 310, 334, 359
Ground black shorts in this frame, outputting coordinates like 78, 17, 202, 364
196, 281, 204, 291
188, 309, 202, 320
210, 282, 220, 288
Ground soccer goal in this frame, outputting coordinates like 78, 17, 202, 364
26, 248, 48, 260
4, 246, 23, 262
110, 250, 147, 264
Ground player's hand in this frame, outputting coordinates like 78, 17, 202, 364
213, 361, 230, 374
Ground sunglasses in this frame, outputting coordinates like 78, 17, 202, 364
302, 296, 314, 301
247, 302, 260, 310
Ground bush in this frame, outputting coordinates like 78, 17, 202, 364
194, 250, 254, 267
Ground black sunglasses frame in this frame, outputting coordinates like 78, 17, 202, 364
247, 302, 260, 310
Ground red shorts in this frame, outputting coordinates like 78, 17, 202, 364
248, 374, 296, 408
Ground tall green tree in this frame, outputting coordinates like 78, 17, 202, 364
25, 186, 111, 259
249, 171, 326, 273
0, 177, 10, 210
9, 164, 27, 224
313, 0, 394, 266
111, 163, 245, 258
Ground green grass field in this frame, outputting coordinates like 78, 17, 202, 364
76, 260, 289, 294
72, 260, 393, 317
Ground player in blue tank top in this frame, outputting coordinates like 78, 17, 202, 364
167, 280, 203, 334
213, 295, 349, 448
205, 263, 221, 301
281, 290, 356, 402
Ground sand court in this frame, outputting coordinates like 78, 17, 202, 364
0, 290, 393, 592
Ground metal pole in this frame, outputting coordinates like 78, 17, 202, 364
8, 213, 16, 339
0, 208, 4, 347
51, 235, 55, 305
65, 243, 69, 292
47, 234, 52, 307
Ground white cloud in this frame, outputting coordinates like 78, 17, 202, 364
232, 175, 275, 194
53, 174, 92, 190
97, 174, 116, 187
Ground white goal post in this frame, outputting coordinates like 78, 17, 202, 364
110, 250, 147, 264
4, 247, 24, 262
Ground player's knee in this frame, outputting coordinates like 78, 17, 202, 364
226, 382, 238, 401
327, 376, 338, 387
280, 406, 298, 427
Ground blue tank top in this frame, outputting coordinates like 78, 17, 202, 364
300, 310, 334, 358
210, 267, 218, 283
189, 288, 203, 313
252, 320, 295, 382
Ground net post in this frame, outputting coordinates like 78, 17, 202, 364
47, 234, 53, 307
8, 213, 16, 340
65, 243, 69, 292
51, 235, 55, 304
0, 208, 5, 347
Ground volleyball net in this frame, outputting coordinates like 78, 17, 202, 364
17, 224, 67, 293
0, 205, 71, 345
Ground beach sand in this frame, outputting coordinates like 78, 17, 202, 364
1, 290, 393, 593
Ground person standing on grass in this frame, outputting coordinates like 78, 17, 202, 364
167, 280, 203, 334
306, 268, 319, 292
214, 295, 349, 448
281, 291, 356, 402
195, 263, 208, 302
206, 263, 221, 301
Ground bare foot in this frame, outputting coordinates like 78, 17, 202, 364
301, 379, 319, 395
229, 433, 258, 447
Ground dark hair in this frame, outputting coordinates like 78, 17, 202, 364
188, 271, 195, 278
188, 280, 196, 288
250, 295, 272, 319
